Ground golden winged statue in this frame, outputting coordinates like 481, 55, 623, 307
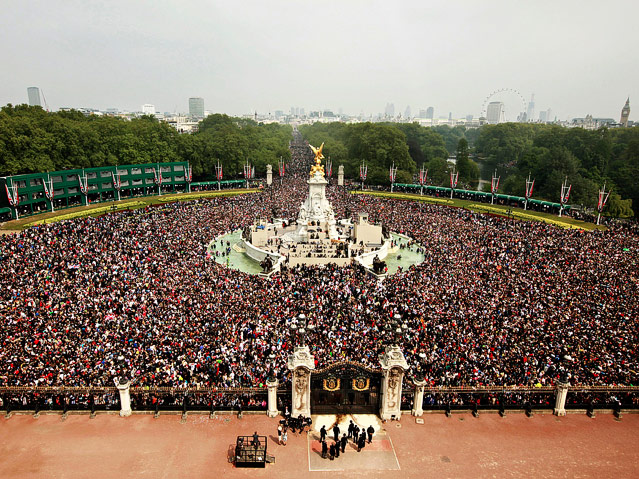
309, 142, 325, 177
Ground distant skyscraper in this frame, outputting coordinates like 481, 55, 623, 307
448, 112, 452, 121
426, 107, 434, 119
384, 103, 395, 117
486, 102, 505, 123
539, 110, 547, 122
27, 87, 41, 107
404, 105, 411, 119
142, 104, 156, 115
546, 108, 553, 122
189, 97, 204, 118
418, 109, 427, 119
620, 98, 630, 127
526, 94, 536, 122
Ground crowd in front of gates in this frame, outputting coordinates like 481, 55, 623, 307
1, 137, 638, 404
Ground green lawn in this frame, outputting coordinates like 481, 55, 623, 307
351, 190, 603, 230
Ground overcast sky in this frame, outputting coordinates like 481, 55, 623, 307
1, 0, 637, 120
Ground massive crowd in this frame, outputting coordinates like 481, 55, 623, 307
1, 132, 638, 395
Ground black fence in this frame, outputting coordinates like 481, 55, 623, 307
1, 386, 638, 415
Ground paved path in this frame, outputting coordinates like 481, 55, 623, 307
1, 412, 638, 478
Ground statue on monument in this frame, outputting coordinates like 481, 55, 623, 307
309, 143, 326, 177
387, 367, 401, 408
294, 368, 309, 410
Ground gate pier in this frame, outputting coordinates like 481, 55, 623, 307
379, 345, 409, 420
288, 345, 315, 417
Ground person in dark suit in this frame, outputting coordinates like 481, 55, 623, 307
357, 434, 366, 452
332, 424, 340, 443
353, 424, 360, 442
320, 425, 327, 442
329, 442, 335, 460
321, 440, 328, 459
340, 434, 347, 453
334, 441, 340, 458
367, 425, 375, 443
347, 420, 355, 440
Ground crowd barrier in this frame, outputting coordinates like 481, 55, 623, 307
1, 385, 637, 415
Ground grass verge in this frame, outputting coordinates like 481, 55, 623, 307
351, 190, 602, 231
2, 189, 259, 230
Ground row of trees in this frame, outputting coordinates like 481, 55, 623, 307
0, 105, 292, 180
475, 123, 637, 217
298, 122, 480, 188
1, 105, 636, 217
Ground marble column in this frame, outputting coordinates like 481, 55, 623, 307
114, 378, 132, 417
266, 378, 279, 418
553, 382, 569, 416
266, 164, 273, 186
337, 165, 344, 186
412, 378, 426, 417
379, 345, 409, 420
287, 346, 315, 417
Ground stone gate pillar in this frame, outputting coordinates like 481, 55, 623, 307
553, 382, 569, 416
266, 164, 273, 186
412, 378, 427, 417
337, 165, 344, 186
114, 378, 132, 417
266, 378, 279, 418
287, 346, 315, 417
379, 345, 409, 420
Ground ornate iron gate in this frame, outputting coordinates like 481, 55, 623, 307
310, 362, 381, 414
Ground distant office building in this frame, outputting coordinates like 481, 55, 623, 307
546, 109, 553, 122
526, 94, 536, 122
27, 87, 41, 107
404, 105, 411, 119
620, 98, 630, 127
466, 115, 474, 122
418, 109, 427, 119
299, 108, 305, 116
448, 112, 452, 121
384, 103, 395, 117
486, 102, 505, 123
539, 110, 547, 122
189, 97, 204, 118
142, 104, 156, 115
426, 107, 434, 119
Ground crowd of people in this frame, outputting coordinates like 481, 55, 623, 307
0, 131, 638, 399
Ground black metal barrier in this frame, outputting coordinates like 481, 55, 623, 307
1, 386, 638, 415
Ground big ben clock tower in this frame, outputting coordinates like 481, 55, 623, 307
620, 98, 630, 127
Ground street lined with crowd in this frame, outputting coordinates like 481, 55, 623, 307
1, 134, 638, 393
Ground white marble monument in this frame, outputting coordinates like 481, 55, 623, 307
266, 164, 273, 186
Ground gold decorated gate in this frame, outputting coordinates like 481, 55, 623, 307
310, 361, 381, 414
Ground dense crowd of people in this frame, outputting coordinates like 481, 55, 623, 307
1, 132, 638, 396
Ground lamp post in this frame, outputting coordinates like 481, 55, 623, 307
412, 352, 427, 416
385, 313, 408, 346
379, 313, 410, 420
290, 313, 316, 347
113, 354, 132, 417
287, 313, 316, 417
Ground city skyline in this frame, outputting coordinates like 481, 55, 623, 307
1, 1, 637, 120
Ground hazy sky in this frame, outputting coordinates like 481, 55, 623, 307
1, 0, 637, 120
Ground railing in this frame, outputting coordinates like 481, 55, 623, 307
2, 385, 638, 414
0, 386, 271, 414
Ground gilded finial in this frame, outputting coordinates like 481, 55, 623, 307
309, 142, 325, 177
